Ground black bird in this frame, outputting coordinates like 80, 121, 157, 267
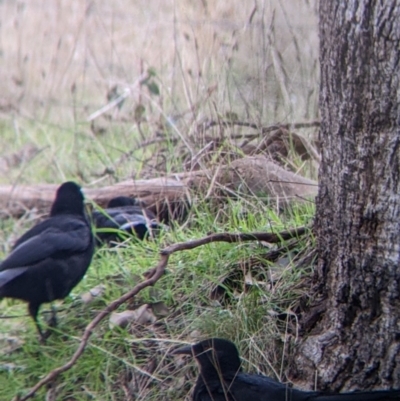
92, 196, 162, 245
173, 338, 400, 401
0, 181, 94, 340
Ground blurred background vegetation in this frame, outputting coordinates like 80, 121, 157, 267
0, 0, 318, 184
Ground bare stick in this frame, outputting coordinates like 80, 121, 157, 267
18, 256, 168, 401
162, 227, 306, 254
198, 119, 320, 134
19, 226, 307, 400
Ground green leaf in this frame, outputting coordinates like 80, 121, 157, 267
134, 104, 146, 121
146, 80, 160, 96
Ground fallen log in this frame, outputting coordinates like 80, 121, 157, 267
0, 156, 318, 220
0, 178, 188, 223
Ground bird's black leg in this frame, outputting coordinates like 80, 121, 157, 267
47, 304, 58, 329
39, 304, 58, 341
28, 303, 46, 343
40, 280, 58, 339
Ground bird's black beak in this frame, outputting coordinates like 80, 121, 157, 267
171, 344, 193, 356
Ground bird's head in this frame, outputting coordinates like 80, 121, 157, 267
50, 181, 85, 216
172, 338, 242, 379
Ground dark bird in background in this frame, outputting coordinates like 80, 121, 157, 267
92, 196, 163, 245
173, 338, 400, 401
0, 181, 94, 341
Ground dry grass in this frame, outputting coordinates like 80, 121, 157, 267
0, 0, 318, 125
0, 0, 319, 188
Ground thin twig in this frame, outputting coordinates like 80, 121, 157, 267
18, 257, 168, 401
165, 227, 306, 252
19, 226, 306, 400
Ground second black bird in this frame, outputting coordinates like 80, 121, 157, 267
92, 196, 161, 245
173, 338, 400, 401
0, 181, 94, 340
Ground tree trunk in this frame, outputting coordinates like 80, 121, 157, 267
291, 1, 400, 391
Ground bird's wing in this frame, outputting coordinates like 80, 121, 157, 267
0, 266, 29, 287
115, 205, 156, 220
228, 373, 303, 401
118, 214, 149, 230
92, 210, 120, 229
12, 218, 56, 249
0, 219, 90, 271
95, 210, 149, 230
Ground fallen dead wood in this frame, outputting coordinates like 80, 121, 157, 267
0, 178, 188, 222
0, 156, 317, 219
17, 226, 307, 401
188, 156, 318, 203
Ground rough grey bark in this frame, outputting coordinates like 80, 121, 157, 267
290, 1, 400, 391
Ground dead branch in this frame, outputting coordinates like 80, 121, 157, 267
198, 119, 320, 134
161, 227, 306, 254
18, 226, 306, 400
18, 255, 168, 401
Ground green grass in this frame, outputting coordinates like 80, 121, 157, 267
0, 195, 315, 400
0, 2, 319, 398
0, 119, 156, 185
